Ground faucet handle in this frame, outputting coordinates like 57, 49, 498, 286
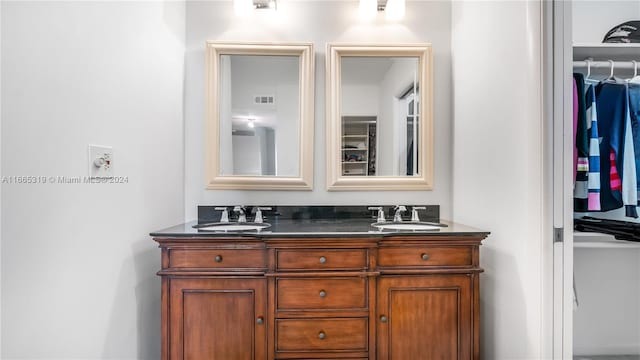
411, 206, 426, 222
368, 206, 386, 223
214, 207, 230, 223
253, 207, 272, 223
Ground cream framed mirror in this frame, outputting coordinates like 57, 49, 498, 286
326, 43, 433, 191
205, 42, 314, 190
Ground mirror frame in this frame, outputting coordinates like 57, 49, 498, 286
205, 42, 314, 190
326, 43, 433, 191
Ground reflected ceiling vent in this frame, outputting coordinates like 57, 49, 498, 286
254, 95, 275, 105
234, 0, 277, 16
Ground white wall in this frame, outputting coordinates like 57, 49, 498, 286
573, 0, 640, 44
342, 84, 380, 116
184, 0, 453, 220
1, 2, 185, 359
0, 2, 3, 356
573, 248, 640, 356
452, 1, 544, 359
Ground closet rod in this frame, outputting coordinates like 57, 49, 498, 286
573, 60, 639, 69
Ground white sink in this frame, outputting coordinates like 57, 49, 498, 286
193, 222, 271, 232
371, 222, 446, 232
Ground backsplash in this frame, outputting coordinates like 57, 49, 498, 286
197, 205, 440, 223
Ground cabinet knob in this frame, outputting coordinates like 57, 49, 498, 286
318, 331, 326, 340
319, 290, 327, 298
380, 315, 388, 323
256, 317, 264, 325
421, 253, 429, 261
319, 256, 327, 264
214, 255, 223, 263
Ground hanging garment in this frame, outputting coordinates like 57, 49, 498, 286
595, 82, 626, 212
574, 73, 590, 211
574, 79, 579, 183
629, 83, 640, 204
622, 83, 638, 218
586, 85, 601, 211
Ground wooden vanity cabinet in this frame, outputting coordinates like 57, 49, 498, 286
154, 234, 485, 360
167, 277, 267, 360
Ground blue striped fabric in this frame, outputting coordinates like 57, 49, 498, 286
586, 85, 601, 211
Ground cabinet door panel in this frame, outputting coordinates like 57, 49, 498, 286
377, 275, 473, 360
169, 278, 267, 360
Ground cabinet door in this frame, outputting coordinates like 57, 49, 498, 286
377, 275, 474, 360
168, 278, 267, 360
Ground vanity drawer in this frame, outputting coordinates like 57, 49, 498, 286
276, 278, 367, 310
276, 318, 368, 352
169, 249, 266, 269
378, 246, 472, 268
276, 249, 367, 270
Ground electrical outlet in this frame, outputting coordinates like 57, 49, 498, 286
88, 145, 114, 178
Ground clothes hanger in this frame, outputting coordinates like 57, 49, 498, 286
601, 59, 617, 83
584, 59, 599, 85
630, 60, 640, 84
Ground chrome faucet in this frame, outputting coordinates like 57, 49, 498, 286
368, 206, 386, 223
215, 207, 229, 223
393, 205, 406, 222
253, 207, 272, 223
411, 206, 426, 222
233, 206, 247, 223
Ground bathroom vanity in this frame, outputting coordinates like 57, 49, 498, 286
151, 206, 488, 360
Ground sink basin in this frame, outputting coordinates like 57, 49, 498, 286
371, 221, 447, 232
193, 222, 271, 232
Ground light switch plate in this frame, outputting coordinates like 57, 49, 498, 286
88, 144, 113, 178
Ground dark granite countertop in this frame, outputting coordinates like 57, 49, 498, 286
150, 218, 489, 238
150, 205, 489, 238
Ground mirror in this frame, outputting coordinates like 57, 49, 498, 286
326, 44, 433, 190
205, 42, 314, 190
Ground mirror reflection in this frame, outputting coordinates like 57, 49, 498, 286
219, 54, 300, 177
340, 56, 420, 177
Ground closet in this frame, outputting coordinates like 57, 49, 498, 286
568, 2, 640, 359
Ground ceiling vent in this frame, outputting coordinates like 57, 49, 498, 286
254, 95, 275, 105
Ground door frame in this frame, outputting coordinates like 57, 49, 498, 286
544, 0, 574, 358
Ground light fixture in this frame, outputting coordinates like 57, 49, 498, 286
234, 0, 277, 16
384, 0, 405, 21
247, 119, 255, 128
360, 0, 405, 21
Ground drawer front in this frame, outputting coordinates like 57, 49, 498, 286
277, 278, 367, 310
378, 246, 472, 267
169, 249, 266, 269
276, 249, 367, 271
276, 318, 368, 352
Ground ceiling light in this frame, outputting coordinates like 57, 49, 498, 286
247, 119, 255, 128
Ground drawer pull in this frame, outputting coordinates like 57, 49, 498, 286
256, 317, 264, 325
319, 290, 327, 298
380, 315, 388, 323
318, 331, 326, 340
421, 253, 430, 261
214, 255, 223, 263
319, 256, 327, 264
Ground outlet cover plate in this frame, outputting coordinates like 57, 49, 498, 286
88, 145, 113, 178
